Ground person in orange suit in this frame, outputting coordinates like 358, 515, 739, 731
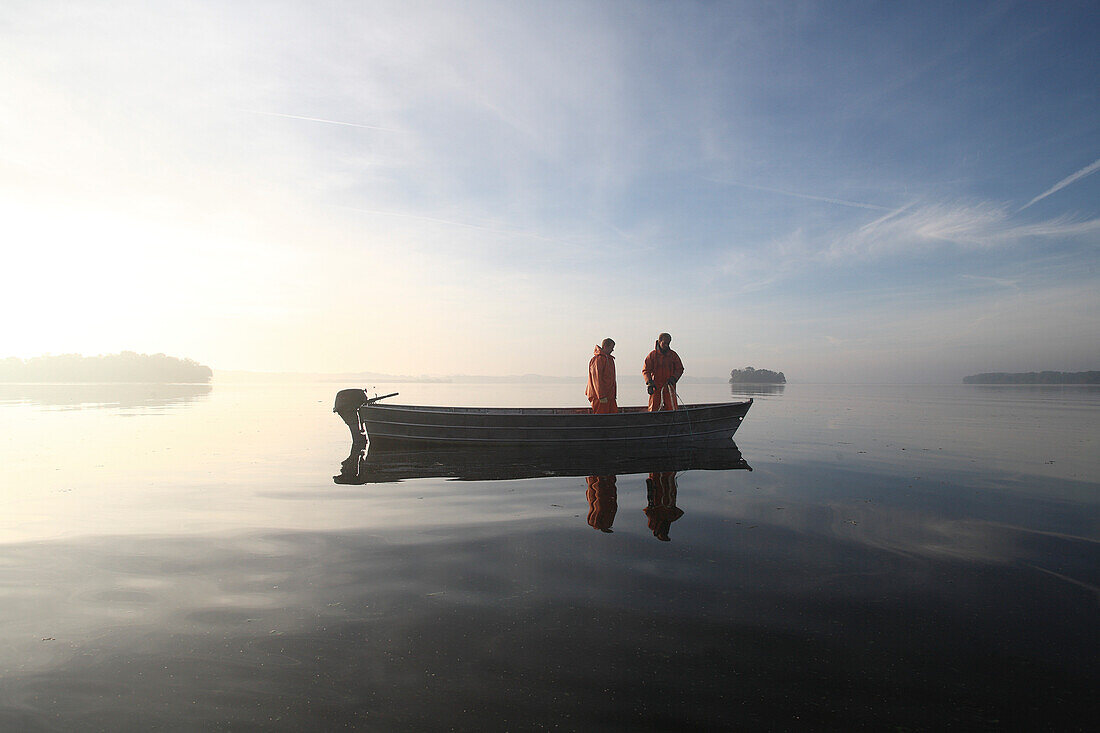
645, 472, 684, 541
642, 332, 684, 411
585, 475, 618, 532
586, 338, 618, 414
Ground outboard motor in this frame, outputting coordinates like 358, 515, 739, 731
333, 389, 399, 446
333, 388, 369, 445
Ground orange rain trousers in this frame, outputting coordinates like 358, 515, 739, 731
648, 383, 678, 412
642, 345, 684, 412
586, 345, 618, 414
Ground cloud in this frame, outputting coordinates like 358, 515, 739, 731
1020, 157, 1100, 210
827, 202, 1100, 258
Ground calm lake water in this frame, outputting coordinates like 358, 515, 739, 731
1, 381, 1097, 730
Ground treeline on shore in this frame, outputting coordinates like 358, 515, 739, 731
0, 352, 213, 383
729, 366, 786, 384
963, 371, 1100, 384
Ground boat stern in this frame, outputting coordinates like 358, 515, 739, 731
334, 388, 369, 445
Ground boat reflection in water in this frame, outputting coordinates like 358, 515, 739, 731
335, 441, 750, 541
335, 441, 751, 484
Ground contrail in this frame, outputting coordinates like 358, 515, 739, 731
244, 109, 401, 132
858, 202, 914, 231
960, 274, 1019, 288
715, 179, 892, 211
1020, 157, 1100, 210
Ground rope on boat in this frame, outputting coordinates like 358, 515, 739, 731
668, 383, 695, 440
665, 383, 694, 483
661, 383, 696, 442
675, 383, 696, 438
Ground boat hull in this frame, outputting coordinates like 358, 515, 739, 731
334, 391, 752, 448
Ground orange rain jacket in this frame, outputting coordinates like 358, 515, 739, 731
642, 341, 684, 411
586, 345, 618, 414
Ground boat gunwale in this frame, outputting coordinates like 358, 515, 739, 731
359, 399, 751, 417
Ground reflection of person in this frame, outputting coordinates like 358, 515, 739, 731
645, 472, 684, 541
585, 475, 618, 532
586, 338, 618, 414
642, 332, 684, 412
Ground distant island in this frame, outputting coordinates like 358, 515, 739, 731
0, 352, 213, 383
729, 366, 786, 384
963, 371, 1100, 385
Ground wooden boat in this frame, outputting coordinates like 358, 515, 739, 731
333, 389, 752, 449
335, 441, 751, 484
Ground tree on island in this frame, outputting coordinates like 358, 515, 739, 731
729, 366, 786, 384
0, 352, 213, 383
963, 371, 1100, 385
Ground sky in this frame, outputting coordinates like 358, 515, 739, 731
2, 0, 1098, 383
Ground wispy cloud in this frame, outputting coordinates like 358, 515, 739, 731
1020, 157, 1100, 210
829, 202, 1100, 257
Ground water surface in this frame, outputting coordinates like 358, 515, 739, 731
1, 382, 1096, 729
